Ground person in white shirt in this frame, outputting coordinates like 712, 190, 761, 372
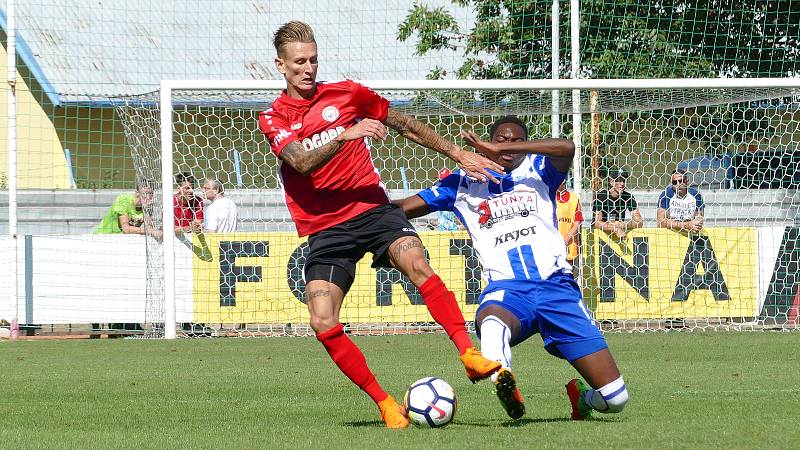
657, 169, 704, 233
202, 178, 238, 232
657, 169, 728, 305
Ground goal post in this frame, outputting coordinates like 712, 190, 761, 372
118, 78, 800, 338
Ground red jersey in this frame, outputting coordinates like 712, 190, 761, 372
258, 80, 390, 236
174, 195, 204, 227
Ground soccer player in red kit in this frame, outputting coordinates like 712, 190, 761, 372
259, 21, 503, 428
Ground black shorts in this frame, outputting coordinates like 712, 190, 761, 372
304, 203, 419, 294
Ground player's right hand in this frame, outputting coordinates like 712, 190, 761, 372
336, 118, 388, 142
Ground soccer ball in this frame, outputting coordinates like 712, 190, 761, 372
403, 377, 457, 427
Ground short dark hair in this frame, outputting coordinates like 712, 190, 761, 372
609, 167, 629, 180
673, 168, 689, 183
175, 171, 196, 186
489, 116, 529, 141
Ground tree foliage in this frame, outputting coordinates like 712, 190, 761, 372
398, 0, 800, 79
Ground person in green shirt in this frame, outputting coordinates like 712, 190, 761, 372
94, 186, 152, 234
92, 185, 154, 336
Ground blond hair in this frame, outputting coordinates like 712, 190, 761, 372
273, 21, 315, 56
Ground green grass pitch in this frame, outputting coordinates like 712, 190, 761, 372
1, 332, 798, 449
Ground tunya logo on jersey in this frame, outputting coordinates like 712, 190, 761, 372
322, 105, 340, 122
477, 191, 539, 229
302, 126, 346, 151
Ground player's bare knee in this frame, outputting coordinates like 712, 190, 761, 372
392, 240, 434, 283
309, 316, 338, 334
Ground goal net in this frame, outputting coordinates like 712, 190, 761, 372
116, 79, 800, 338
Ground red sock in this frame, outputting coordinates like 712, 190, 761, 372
316, 323, 388, 403
419, 275, 473, 354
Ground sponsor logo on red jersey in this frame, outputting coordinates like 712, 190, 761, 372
302, 126, 346, 151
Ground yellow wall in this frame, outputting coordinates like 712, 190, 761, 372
51, 106, 135, 189
583, 228, 757, 319
0, 45, 71, 189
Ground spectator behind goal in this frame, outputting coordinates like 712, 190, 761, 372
94, 184, 152, 234
174, 172, 203, 234
92, 184, 152, 335
592, 167, 643, 240
201, 178, 238, 232
555, 179, 583, 273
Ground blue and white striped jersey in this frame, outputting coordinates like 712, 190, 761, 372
418, 154, 572, 282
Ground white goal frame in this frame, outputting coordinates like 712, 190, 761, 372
159, 78, 800, 339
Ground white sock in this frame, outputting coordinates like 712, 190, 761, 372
479, 315, 512, 383
582, 376, 628, 413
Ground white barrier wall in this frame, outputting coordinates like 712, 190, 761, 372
756, 227, 786, 314
0, 235, 196, 324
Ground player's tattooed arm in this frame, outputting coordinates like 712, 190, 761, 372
279, 118, 389, 176
384, 109, 459, 159
384, 109, 502, 183
278, 140, 344, 176
462, 130, 575, 173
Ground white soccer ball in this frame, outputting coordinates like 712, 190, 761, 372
403, 377, 457, 427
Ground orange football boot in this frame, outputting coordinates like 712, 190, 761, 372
459, 347, 502, 383
377, 395, 409, 429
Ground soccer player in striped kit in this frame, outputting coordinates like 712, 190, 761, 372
395, 116, 629, 420
259, 20, 503, 428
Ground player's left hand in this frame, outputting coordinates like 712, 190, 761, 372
461, 130, 501, 161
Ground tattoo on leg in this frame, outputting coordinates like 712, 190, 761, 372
307, 289, 331, 301
392, 238, 423, 260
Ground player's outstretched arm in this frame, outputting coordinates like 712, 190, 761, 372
279, 119, 388, 176
383, 109, 502, 183
461, 130, 575, 173
392, 195, 431, 220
